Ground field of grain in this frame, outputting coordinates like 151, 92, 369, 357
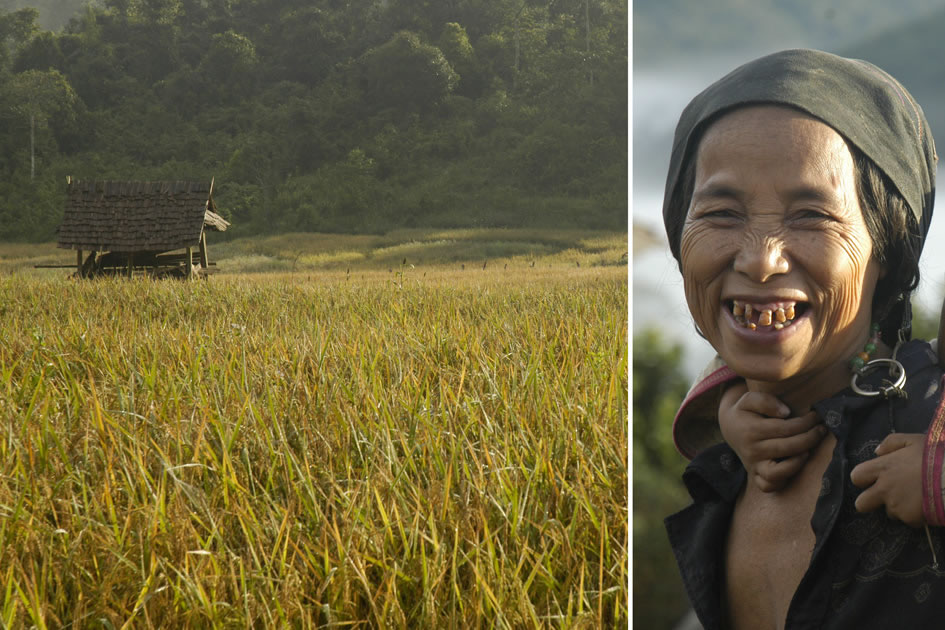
0, 231, 627, 628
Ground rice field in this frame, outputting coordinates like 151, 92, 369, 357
0, 232, 627, 628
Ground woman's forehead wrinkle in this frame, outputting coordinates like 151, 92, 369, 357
696, 107, 855, 199
780, 186, 838, 206
691, 182, 743, 204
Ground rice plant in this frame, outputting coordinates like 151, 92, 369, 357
0, 263, 627, 628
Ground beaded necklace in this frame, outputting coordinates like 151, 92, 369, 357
848, 323, 881, 373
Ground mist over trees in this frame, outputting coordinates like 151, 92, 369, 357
0, 0, 627, 241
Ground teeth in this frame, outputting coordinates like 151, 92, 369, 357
731, 301, 799, 330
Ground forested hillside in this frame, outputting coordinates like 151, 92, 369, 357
0, 0, 627, 241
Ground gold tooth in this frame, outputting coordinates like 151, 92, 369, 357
747, 322, 756, 330
733, 301, 744, 316
759, 309, 772, 326
775, 307, 786, 323
785, 305, 795, 320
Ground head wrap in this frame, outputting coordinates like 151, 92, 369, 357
662, 48, 937, 263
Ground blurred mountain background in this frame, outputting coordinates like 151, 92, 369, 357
634, 0, 945, 192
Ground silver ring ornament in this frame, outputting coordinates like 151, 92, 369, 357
850, 358, 907, 397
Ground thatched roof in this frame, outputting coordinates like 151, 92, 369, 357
57, 180, 230, 252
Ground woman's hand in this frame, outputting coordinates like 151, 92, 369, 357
720, 383, 826, 492
850, 433, 926, 528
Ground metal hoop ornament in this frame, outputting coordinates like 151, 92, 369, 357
850, 358, 907, 398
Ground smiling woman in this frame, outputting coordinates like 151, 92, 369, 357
680, 106, 880, 407
658, 49, 945, 630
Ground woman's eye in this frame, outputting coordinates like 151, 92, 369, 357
700, 208, 738, 220
793, 209, 835, 223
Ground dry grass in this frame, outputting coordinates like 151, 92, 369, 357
0, 254, 627, 627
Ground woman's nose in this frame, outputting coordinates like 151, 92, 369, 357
733, 235, 789, 282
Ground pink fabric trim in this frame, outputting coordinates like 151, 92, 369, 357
922, 375, 945, 526
672, 365, 739, 459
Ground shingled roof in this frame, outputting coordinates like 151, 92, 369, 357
57, 180, 229, 252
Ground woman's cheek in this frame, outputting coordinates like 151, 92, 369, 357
680, 225, 731, 280
683, 288, 719, 339
807, 233, 876, 317
680, 228, 726, 335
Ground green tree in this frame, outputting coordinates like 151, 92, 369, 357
357, 31, 458, 116
270, 7, 342, 86
633, 329, 690, 472
198, 29, 257, 98
438, 21, 487, 97
632, 329, 694, 629
439, 21, 475, 63
4, 68, 78, 179
307, 148, 391, 233
0, 7, 38, 72
131, 0, 182, 25
12, 30, 63, 72
103, 0, 132, 22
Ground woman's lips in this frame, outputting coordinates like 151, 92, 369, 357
730, 299, 802, 331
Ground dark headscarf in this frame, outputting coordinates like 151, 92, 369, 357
661, 48, 937, 339
662, 48, 936, 261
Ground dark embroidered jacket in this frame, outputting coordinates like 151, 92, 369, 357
665, 340, 945, 629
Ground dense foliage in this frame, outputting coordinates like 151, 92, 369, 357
0, 0, 627, 241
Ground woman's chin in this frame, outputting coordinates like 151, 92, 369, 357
716, 325, 819, 386
723, 356, 800, 385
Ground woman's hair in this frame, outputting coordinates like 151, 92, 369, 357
853, 147, 922, 338
664, 129, 922, 336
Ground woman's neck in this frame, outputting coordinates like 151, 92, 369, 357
745, 340, 892, 415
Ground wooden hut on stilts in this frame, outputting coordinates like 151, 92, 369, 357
53, 178, 230, 278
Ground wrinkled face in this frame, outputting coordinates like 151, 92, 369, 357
679, 106, 881, 387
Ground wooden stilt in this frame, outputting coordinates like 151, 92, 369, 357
186, 247, 193, 278
198, 231, 209, 268
127, 253, 133, 278
77, 249, 83, 278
